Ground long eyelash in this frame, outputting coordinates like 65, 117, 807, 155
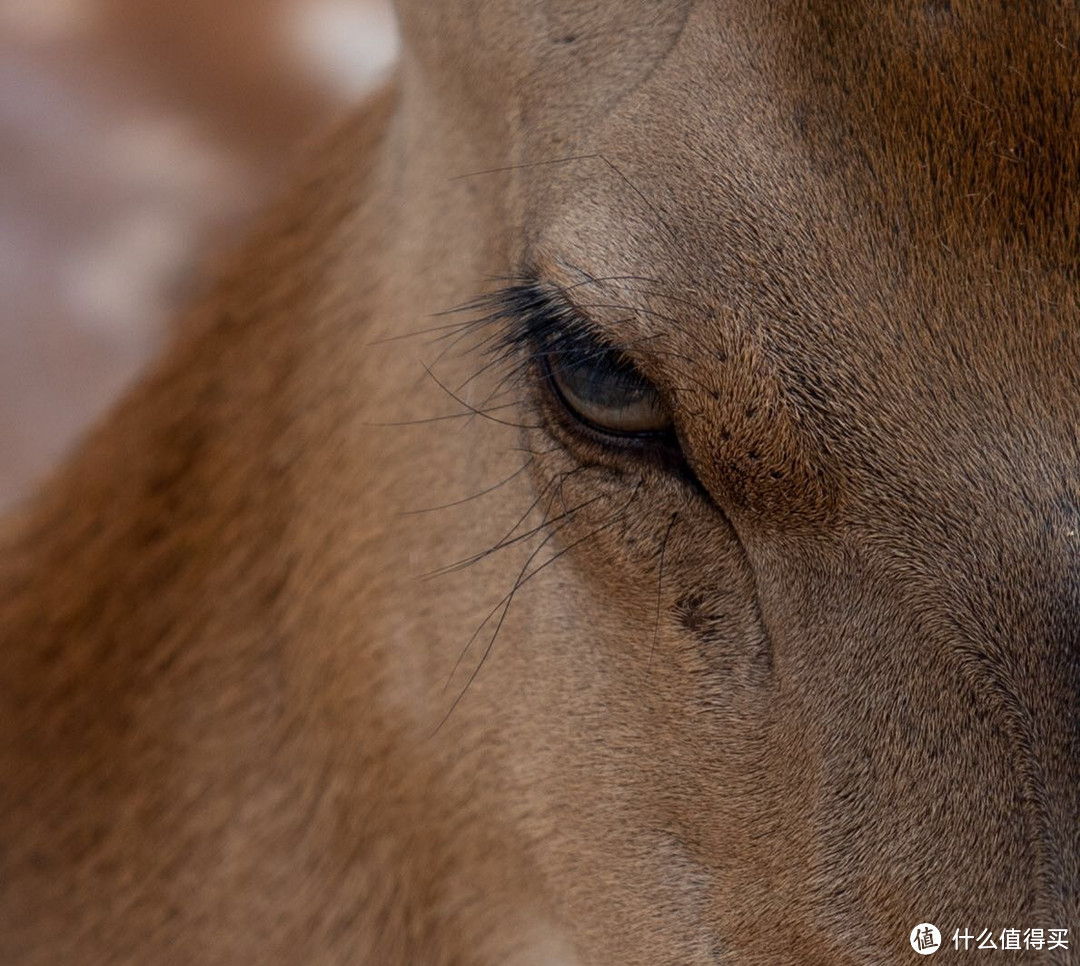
443, 275, 710, 493
434, 475, 646, 734
448, 273, 643, 399
493, 282, 607, 357
413, 279, 702, 730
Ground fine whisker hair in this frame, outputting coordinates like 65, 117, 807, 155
434, 477, 646, 733
399, 459, 535, 516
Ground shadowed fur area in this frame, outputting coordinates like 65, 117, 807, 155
786, 0, 1079, 259
1, 2, 1078, 964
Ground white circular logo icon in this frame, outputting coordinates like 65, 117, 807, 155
910, 923, 941, 955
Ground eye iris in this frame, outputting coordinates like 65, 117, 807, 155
546, 342, 672, 435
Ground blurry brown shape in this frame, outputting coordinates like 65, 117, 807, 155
97, 0, 348, 155
0, 0, 397, 508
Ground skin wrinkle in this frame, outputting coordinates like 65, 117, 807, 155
590, 0, 697, 122
1, 2, 1078, 964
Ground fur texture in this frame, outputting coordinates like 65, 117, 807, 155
1, 2, 1077, 963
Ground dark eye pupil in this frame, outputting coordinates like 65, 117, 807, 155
553, 347, 654, 409
543, 335, 672, 436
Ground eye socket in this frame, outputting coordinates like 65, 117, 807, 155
541, 333, 674, 437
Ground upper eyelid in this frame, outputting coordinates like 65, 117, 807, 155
483, 278, 654, 373
464, 277, 702, 482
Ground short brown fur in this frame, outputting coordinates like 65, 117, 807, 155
2, 3, 1077, 964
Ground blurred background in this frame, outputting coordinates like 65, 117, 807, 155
0, 0, 398, 509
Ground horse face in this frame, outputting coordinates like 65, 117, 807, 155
377, 1, 1079, 960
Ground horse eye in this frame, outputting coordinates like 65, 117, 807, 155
543, 336, 673, 436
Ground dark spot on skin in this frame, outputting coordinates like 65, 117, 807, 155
675, 595, 737, 648
674, 594, 712, 636
716, 350, 728, 363
748, 451, 760, 463
745, 405, 756, 419
555, 34, 577, 45
719, 429, 731, 442
770, 470, 784, 481
789, 366, 828, 409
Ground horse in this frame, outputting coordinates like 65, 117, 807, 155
2, 1, 1077, 963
